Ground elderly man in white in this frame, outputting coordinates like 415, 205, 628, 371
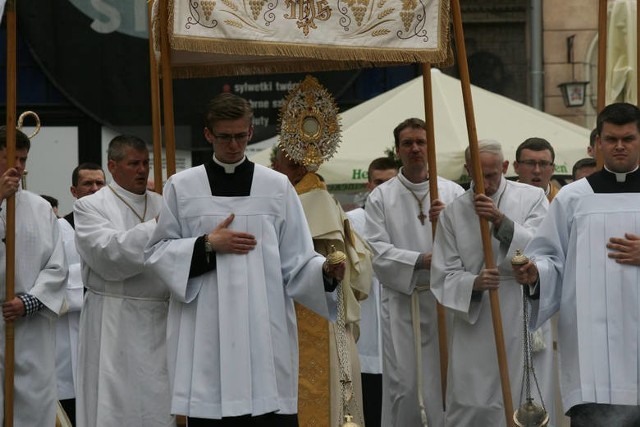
431, 139, 555, 427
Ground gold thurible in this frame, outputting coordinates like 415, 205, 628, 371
511, 249, 549, 427
511, 249, 529, 266
342, 414, 360, 427
326, 245, 346, 265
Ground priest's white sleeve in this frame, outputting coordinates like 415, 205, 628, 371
75, 197, 156, 282
30, 202, 68, 316
58, 219, 83, 312
145, 178, 197, 302
430, 204, 477, 320
504, 187, 548, 261
279, 184, 337, 321
364, 190, 421, 295
525, 192, 571, 329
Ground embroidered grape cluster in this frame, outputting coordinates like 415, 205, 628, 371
352, 5, 366, 26
400, 10, 414, 31
201, 0, 216, 20
249, 0, 266, 20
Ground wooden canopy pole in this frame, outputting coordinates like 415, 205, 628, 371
596, 0, 607, 169
147, 0, 164, 193
450, 1, 513, 425
4, 1, 17, 426
421, 63, 448, 411
152, 4, 184, 425
158, 0, 177, 179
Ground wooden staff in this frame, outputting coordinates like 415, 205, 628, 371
596, 0, 607, 169
158, 0, 177, 179
152, 4, 184, 426
4, 1, 17, 425
421, 63, 448, 411
147, 0, 164, 194
450, 1, 513, 426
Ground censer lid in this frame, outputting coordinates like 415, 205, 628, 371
513, 399, 549, 427
342, 414, 360, 427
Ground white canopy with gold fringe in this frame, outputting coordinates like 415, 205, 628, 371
153, 0, 452, 77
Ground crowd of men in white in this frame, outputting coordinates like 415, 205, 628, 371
1, 94, 640, 427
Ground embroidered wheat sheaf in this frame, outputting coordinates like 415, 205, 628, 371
371, 28, 390, 36
221, 0, 239, 12
377, 7, 394, 19
224, 19, 243, 27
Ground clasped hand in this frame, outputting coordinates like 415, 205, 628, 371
2, 297, 25, 322
473, 194, 503, 225
512, 261, 539, 287
428, 199, 445, 223
0, 168, 21, 201
473, 268, 500, 291
323, 260, 346, 282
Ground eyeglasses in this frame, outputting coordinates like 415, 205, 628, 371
212, 132, 250, 144
517, 159, 554, 169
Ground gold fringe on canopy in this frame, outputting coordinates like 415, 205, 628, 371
153, 0, 452, 78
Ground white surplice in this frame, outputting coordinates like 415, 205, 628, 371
430, 178, 555, 427
55, 217, 82, 401
0, 190, 68, 426
364, 173, 464, 427
145, 164, 337, 419
347, 207, 383, 375
528, 178, 640, 413
74, 182, 174, 427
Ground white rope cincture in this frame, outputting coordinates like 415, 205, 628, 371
411, 285, 431, 427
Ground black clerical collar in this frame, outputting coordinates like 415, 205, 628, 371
604, 165, 639, 182
586, 167, 640, 193
205, 158, 255, 197
212, 155, 247, 174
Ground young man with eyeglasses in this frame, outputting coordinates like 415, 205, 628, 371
513, 137, 560, 202
145, 92, 344, 427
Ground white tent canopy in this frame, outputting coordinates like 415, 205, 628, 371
249, 69, 591, 191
